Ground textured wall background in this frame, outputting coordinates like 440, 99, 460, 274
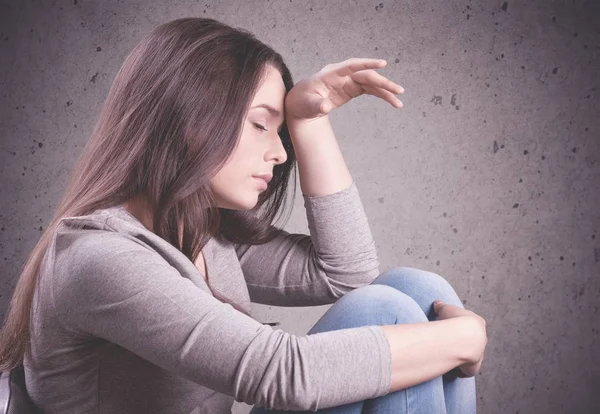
1, 0, 598, 413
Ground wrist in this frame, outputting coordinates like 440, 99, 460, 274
458, 316, 484, 364
286, 114, 330, 133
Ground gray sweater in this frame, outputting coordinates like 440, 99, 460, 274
25, 180, 392, 413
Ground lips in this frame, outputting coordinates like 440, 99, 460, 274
253, 176, 268, 190
253, 174, 273, 184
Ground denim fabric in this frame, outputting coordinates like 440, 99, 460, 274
250, 266, 477, 414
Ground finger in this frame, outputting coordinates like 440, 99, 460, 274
351, 69, 404, 94
320, 99, 333, 114
341, 79, 365, 99
362, 84, 403, 108
326, 58, 388, 77
304, 94, 329, 116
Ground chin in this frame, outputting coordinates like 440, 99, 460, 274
217, 192, 259, 210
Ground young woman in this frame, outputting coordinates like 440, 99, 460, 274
0, 17, 487, 413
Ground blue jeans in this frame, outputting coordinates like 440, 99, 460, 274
249, 266, 477, 414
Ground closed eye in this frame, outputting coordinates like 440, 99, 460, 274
253, 123, 268, 132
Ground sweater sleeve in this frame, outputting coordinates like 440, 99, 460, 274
50, 231, 391, 411
235, 180, 381, 306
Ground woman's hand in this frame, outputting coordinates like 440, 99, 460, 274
284, 58, 405, 123
433, 300, 488, 378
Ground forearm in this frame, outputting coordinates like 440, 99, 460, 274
380, 317, 476, 393
287, 115, 353, 197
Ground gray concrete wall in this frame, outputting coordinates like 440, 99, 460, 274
1, 1, 598, 413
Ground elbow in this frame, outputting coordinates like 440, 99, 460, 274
325, 265, 382, 299
349, 245, 381, 286
343, 253, 381, 288
349, 265, 382, 289
364, 264, 382, 285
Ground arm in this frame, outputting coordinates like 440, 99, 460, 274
236, 116, 379, 305
287, 115, 353, 198
381, 318, 476, 392
236, 180, 380, 306
51, 229, 391, 411
286, 112, 475, 390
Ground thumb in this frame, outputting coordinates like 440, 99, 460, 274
433, 300, 444, 311
300, 95, 332, 118
319, 98, 333, 114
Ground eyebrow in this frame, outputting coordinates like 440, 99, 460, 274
251, 104, 285, 128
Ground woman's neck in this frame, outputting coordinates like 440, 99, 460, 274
123, 196, 154, 232
124, 196, 186, 247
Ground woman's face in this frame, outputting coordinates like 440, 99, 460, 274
209, 65, 288, 210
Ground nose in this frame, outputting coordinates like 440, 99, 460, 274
266, 135, 288, 165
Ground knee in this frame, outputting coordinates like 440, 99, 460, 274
373, 266, 464, 308
342, 284, 428, 324
375, 266, 453, 289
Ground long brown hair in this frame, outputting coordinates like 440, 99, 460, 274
0, 17, 297, 372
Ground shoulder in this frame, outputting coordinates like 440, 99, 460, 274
50, 213, 175, 294
54, 221, 153, 267
52, 206, 163, 265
